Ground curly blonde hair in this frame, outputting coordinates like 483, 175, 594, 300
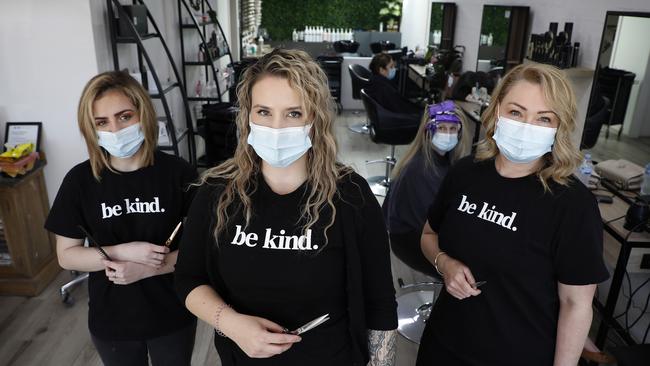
200, 49, 352, 246
391, 103, 473, 180
475, 63, 582, 191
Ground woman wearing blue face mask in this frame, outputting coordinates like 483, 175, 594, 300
383, 101, 471, 273
45, 71, 198, 366
174, 49, 397, 366
416, 63, 609, 366
366, 52, 422, 116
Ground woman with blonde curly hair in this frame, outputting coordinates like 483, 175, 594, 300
417, 63, 608, 366
174, 49, 397, 366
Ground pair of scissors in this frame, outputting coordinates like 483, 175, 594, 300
164, 221, 183, 247
472, 281, 487, 288
77, 225, 113, 261
284, 314, 330, 335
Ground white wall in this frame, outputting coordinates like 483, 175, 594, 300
0, 0, 98, 206
401, 0, 431, 53
402, 0, 650, 71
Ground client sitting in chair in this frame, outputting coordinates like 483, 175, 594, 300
366, 53, 422, 116
383, 100, 472, 274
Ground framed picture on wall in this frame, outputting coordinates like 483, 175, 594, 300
4, 122, 42, 152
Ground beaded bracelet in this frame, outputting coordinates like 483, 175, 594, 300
214, 303, 231, 337
434, 251, 447, 277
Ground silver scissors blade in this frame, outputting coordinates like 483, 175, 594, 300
291, 314, 330, 335
165, 221, 183, 247
472, 281, 487, 288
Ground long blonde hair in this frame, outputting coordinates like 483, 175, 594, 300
77, 71, 158, 180
391, 104, 472, 179
200, 49, 352, 246
475, 63, 581, 191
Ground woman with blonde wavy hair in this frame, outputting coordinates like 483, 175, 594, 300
417, 63, 608, 366
174, 49, 397, 366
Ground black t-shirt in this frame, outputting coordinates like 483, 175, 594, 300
425, 157, 609, 366
45, 151, 197, 340
175, 172, 397, 366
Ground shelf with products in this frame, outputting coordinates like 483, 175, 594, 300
108, 0, 196, 166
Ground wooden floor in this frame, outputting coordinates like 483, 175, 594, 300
0, 111, 644, 365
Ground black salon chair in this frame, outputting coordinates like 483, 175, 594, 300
370, 41, 396, 54
360, 89, 419, 196
348, 64, 372, 134
334, 40, 359, 53
580, 95, 610, 149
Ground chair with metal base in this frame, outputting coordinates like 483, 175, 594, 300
387, 229, 443, 344
60, 271, 89, 306
348, 64, 372, 134
360, 89, 419, 196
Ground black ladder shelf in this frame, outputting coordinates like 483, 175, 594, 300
107, 0, 196, 166
178, 0, 234, 103
178, 0, 234, 168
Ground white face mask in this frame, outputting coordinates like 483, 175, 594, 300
493, 116, 557, 164
247, 121, 312, 168
97, 122, 145, 159
431, 132, 458, 153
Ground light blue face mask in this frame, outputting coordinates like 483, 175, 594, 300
431, 132, 458, 153
493, 116, 557, 164
387, 67, 397, 80
247, 122, 312, 168
97, 122, 145, 158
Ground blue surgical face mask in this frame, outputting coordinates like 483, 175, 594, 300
387, 67, 397, 80
97, 122, 145, 159
247, 121, 312, 168
493, 116, 557, 164
431, 132, 458, 153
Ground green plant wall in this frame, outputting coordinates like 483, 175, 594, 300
260, 0, 384, 41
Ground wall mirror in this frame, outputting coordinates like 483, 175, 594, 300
476, 5, 529, 76
581, 11, 650, 167
428, 2, 456, 50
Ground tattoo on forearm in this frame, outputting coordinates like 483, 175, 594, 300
367, 329, 396, 366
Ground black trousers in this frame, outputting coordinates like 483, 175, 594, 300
91, 319, 196, 366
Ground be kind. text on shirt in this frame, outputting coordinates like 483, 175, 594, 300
230, 225, 319, 250
100, 197, 165, 219
457, 194, 518, 231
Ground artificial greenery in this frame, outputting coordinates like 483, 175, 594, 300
260, 0, 384, 41
479, 6, 510, 47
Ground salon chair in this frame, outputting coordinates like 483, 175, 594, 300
383, 225, 443, 343
348, 64, 372, 134
360, 89, 419, 196
333, 40, 359, 54
60, 271, 89, 306
580, 95, 610, 149
370, 41, 396, 54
